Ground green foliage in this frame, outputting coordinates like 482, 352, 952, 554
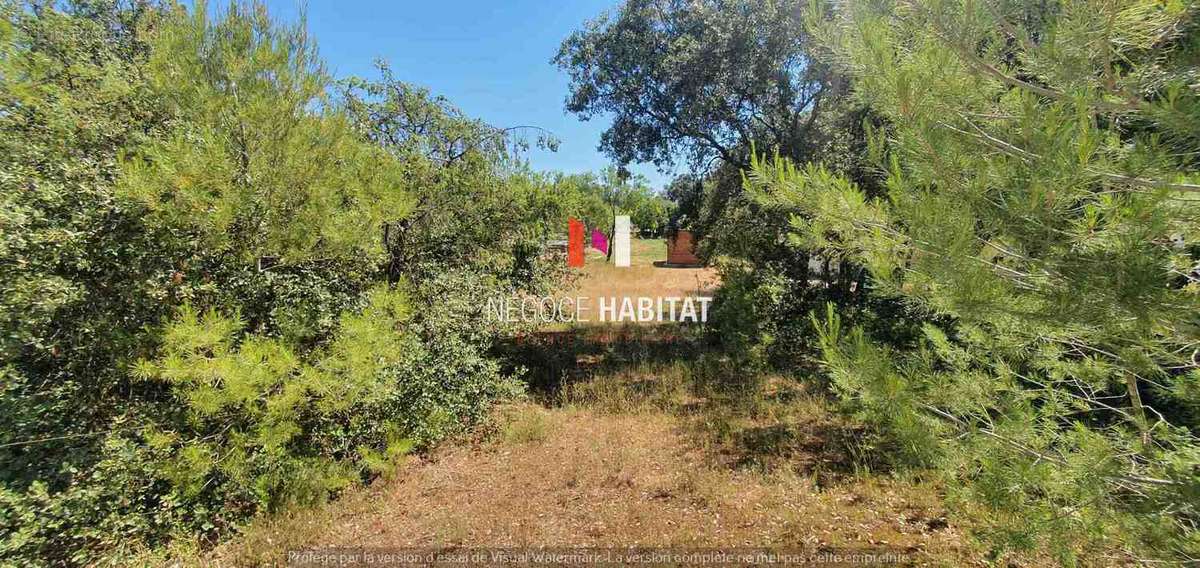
533, 167, 674, 241
664, 174, 704, 232
0, 0, 179, 486
0, 434, 188, 565
342, 61, 556, 166
133, 286, 413, 510
745, 0, 1200, 561
625, 185, 674, 238
702, 158, 897, 369
596, 166, 674, 237
555, 0, 835, 170
707, 260, 783, 367
546, 171, 613, 232
119, 1, 411, 264
555, 0, 879, 367
390, 268, 527, 442
809, 305, 943, 467
340, 64, 568, 286
0, 2, 539, 565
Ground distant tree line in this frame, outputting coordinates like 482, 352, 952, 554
546, 166, 674, 242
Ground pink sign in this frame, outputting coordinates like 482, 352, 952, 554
590, 228, 608, 255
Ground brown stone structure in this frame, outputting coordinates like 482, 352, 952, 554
665, 230, 702, 266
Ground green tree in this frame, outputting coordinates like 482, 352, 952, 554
748, 0, 1200, 561
0, 0, 174, 484
119, 3, 411, 265
0, 2, 205, 562
116, 1, 419, 349
0, 2, 528, 563
340, 62, 563, 292
555, 0, 837, 170
665, 174, 704, 232
548, 171, 612, 233
558, 0, 875, 368
596, 166, 673, 238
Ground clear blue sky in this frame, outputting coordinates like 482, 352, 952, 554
254, 0, 677, 189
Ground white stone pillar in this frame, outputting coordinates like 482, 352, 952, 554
614, 215, 631, 267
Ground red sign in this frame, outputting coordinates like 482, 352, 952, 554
567, 218, 585, 267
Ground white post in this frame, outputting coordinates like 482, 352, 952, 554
614, 215, 631, 267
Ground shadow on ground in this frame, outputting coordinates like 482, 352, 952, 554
494, 323, 708, 399
494, 324, 885, 481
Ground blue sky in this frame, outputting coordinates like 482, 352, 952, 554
255, 0, 677, 188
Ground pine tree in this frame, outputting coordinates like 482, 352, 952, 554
133, 285, 417, 511
114, 0, 425, 513
747, 0, 1200, 561
118, 1, 411, 264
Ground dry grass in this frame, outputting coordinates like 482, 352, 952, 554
566, 238, 718, 308
176, 239, 995, 567
499, 404, 556, 444
195, 322, 984, 567
202, 402, 976, 566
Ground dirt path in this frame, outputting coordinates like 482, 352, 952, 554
212, 378, 976, 566
204, 242, 979, 566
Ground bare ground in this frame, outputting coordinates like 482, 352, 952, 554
206, 391, 978, 566
192, 241, 984, 566
566, 239, 718, 302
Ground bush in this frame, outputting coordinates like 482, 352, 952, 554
0, 2, 552, 564
745, 0, 1200, 560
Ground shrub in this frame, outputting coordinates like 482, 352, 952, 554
745, 0, 1200, 560
0, 2, 545, 564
